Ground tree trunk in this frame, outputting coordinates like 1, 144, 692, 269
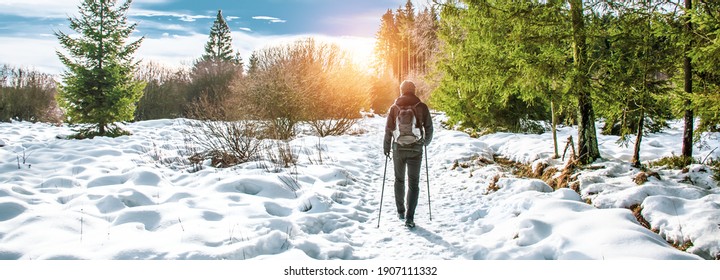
631, 110, 645, 168
682, 0, 694, 158
570, 0, 600, 165
551, 98, 559, 159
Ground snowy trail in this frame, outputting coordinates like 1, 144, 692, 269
343, 115, 486, 260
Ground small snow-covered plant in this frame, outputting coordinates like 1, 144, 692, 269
264, 140, 298, 169
299, 199, 312, 212
16, 148, 34, 169
278, 173, 301, 198
306, 118, 360, 137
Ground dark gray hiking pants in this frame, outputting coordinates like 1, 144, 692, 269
392, 143, 423, 222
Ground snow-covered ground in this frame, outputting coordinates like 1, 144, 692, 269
0, 114, 718, 262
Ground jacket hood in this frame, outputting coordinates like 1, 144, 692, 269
395, 93, 421, 107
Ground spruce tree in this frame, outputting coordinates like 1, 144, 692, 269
689, 1, 720, 135
55, 0, 145, 138
189, 9, 243, 120
247, 52, 259, 75
374, 9, 400, 79
203, 10, 236, 63
569, 0, 600, 164
592, 3, 677, 167
431, 0, 600, 163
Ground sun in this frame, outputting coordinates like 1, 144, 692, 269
325, 36, 377, 71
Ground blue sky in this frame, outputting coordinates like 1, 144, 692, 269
0, 0, 426, 74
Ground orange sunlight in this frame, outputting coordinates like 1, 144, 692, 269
328, 36, 377, 72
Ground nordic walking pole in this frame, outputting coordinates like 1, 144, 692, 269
377, 154, 389, 228
424, 143, 432, 221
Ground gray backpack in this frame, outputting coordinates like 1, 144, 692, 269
393, 103, 423, 146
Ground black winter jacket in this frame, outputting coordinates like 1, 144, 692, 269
383, 93, 433, 153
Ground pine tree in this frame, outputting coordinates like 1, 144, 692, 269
55, 0, 145, 138
247, 51, 259, 75
189, 9, 243, 120
374, 9, 400, 79
203, 10, 237, 63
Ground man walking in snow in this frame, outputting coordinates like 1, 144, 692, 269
383, 80, 433, 228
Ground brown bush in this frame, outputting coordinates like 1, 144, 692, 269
0, 65, 61, 123
135, 62, 191, 120
236, 38, 371, 139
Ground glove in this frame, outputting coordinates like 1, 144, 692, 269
383, 149, 390, 158
424, 139, 431, 147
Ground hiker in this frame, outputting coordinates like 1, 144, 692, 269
383, 80, 433, 228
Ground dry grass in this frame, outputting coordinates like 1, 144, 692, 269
493, 155, 580, 193
629, 204, 652, 230
485, 174, 501, 194
633, 171, 661, 185
629, 204, 697, 253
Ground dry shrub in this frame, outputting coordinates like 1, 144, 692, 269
237, 38, 371, 139
369, 73, 398, 114
184, 119, 263, 168
134, 62, 191, 121
0, 65, 61, 123
264, 140, 298, 169
540, 167, 560, 188
493, 155, 580, 193
533, 161, 549, 178
485, 174, 501, 194
553, 159, 579, 191
633, 171, 661, 185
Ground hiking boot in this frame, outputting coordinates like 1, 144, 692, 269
398, 212, 405, 220
405, 221, 415, 228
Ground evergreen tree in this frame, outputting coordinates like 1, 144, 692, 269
247, 51, 259, 75
203, 10, 237, 64
55, 0, 145, 137
374, 10, 400, 79
687, 1, 720, 135
188, 9, 244, 120
592, 3, 677, 167
569, 0, 600, 164
431, 0, 600, 163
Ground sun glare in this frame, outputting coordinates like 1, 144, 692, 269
328, 36, 377, 71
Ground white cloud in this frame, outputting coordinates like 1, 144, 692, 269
238, 27, 252, 32
252, 16, 287, 23
133, 19, 196, 34
0, 30, 375, 76
226, 16, 240, 22
0, 36, 63, 74
0, 1, 189, 20
130, 9, 213, 22
0, 0, 77, 18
